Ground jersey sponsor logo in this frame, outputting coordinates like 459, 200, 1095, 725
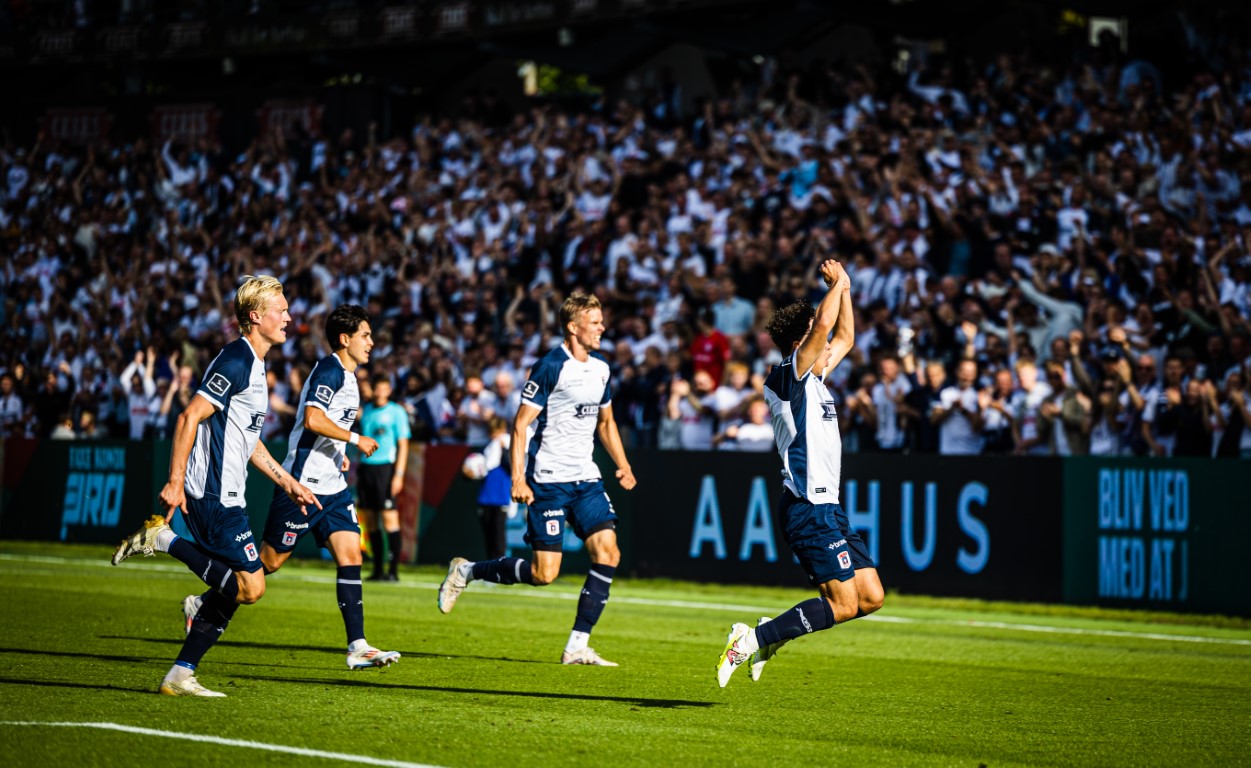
522, 380, 540, 399
573, 403, 599, 419
234, 529, 254, 542
342, 407, 358, 422
837, 550, 852, 570
815, 487, 828, 494
244, 542, 258, 561
315, 384, 335, 405
820, 402, 838, 421
205, 372, 231, 397
546, 519, 560, 536
284, 521, 309, 530
281, 531, 297, 547
248, 412, 265, 431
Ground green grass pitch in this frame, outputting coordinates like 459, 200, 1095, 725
1, 541, 1248, 767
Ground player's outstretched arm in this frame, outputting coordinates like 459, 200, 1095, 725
159, 394, 216, 521
304, 404, 378, 457
596, 403, 636, 490
823, 274, 856, 376
250, 440, 322, 515
510, 403, 541, 505
795, 260, 846, 378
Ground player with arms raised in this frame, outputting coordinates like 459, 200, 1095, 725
111, 275, 320, 697
437, 293, 637, 666
716, 259, 885, 687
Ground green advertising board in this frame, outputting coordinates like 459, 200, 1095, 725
1063, 457, 1251, 616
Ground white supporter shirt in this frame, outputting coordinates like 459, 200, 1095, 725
938, 386, 983, 455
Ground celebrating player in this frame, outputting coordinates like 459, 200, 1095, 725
111, 275, 321, 697
715, 259, 885, 687
179, 304, 401, 670
437, 293, 637, 666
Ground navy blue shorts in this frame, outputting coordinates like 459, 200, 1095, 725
262, 486, 358, 553
183, 494, 262, 573
525, 478, 617, 552
779, 490, 875, 585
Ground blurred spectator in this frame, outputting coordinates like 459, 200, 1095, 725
713, 395, 773, 452
935, 360, 983, 455
0, 373, 22, 437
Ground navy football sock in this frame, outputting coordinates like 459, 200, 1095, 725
471, 557, 535, 585
176, 589, 240, 669
337, 565, 365, 645
169, 537, 240, 601
386, 531, 401, 575
755, 597, 835, 647
572, 563, 615, 634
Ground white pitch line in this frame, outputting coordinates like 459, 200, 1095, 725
0, 721, 446, 768
3, 552, 1250, 647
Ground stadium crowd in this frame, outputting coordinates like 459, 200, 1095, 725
3, 43, 1251, 458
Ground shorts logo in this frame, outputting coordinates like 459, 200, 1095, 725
546, 520, 560, 536
205, 373, 231, 398
573, 403, 599, 419
282, 531, 297, 547
284, 521, 309, 530
234, 529, 254, 542
837, 551, 851, 570
522, 380, 540, 399
244, 542, 258, 561
542, 509, 565, 517
315, 385, 335, 405
349, 503, 357, 524
828, 539, 846, 549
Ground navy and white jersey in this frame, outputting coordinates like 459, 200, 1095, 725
185, 338, 269, 507
521, 344, 612, 484
281, 354, 359, 495
763, 350, 843, 505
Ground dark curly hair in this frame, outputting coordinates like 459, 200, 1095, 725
766, 300, 815, 352
325, 304, 370, 350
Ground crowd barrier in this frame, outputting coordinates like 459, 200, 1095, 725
2, 438, 1246, 616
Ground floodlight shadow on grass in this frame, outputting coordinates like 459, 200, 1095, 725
0, 646, 292, 670
246, 674, 718, 709
101, 635, 554, 664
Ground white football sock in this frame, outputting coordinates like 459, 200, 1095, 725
155, 528, 176, 553
565, 630, 590, 655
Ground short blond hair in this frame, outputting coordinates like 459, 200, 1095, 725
559, 293, 602, 335
235, 275, 284, 334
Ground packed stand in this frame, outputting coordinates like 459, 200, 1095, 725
3, 46, 1251, 458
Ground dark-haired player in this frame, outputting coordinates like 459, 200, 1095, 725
716, 260, 885, 687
